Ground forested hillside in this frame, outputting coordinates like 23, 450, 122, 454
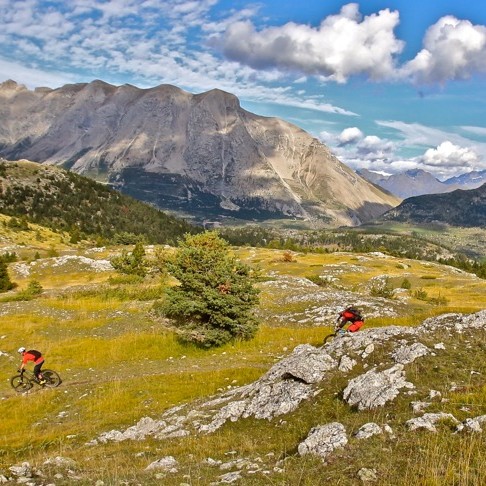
0, 159, 196, 244
381, 183, 486, 227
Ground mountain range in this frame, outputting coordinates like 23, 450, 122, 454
0, 79, 399, 227
358, 168, 486, 199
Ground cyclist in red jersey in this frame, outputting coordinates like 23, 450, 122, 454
18, 347, 46, 384
336, 306, 364, 333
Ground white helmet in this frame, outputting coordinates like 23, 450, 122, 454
18, 347, 26, 354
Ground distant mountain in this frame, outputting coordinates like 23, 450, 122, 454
380, 183, 486, 227
444, 170, 486, 188
0, 159, 195, 243
357, 169, 459, 198
0, 79, 399, 227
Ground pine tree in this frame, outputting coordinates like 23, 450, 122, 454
0, 259, 15, 292
158, 232, 260, 347
110, 241, 148, 277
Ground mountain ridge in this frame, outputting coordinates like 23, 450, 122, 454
358, 168, 486, 199
380, 183, 486, 227
0, 79, 399, 227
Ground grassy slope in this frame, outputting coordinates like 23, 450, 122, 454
0, 222, 485, 484
361, 221, 486, 260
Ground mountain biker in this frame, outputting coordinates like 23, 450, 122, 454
336, 306, 364, 333
18, 347, 46, 384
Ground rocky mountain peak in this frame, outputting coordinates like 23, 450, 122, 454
0, 79, 400, 227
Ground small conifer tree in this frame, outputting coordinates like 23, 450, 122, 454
158, 232, 260, 347
110, 241, 148, 277
0, 259, 15, 293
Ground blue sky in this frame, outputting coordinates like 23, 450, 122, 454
1, 0, 486, 180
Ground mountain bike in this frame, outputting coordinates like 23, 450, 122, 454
323, 326, 348, 344
10, 368, 62, 393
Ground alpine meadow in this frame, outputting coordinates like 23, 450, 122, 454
1, 2, 486, 482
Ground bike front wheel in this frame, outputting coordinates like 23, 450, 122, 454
323, 333, 336, 344
42, 370, 62, 388
10, 375, 33, 393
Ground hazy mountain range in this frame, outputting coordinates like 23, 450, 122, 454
0, 79, 399, 227
357, 168, 486, 199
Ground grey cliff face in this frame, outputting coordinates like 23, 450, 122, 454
0, 79, 399, 226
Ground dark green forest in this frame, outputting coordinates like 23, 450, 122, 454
0, 160, 197, 244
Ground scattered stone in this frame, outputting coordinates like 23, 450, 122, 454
205, 458, 223, 466
343, 365, 415, 410
219, 471, 242, 483
392, 342, 429, 364
411, 401, 431, 414
9, 462, 32, 478
406, 413, 459, 432
354, 423, 383, 440
91, 309, 486, 462
338, 355, 357, 372
361, 344, 374, 359
383, 424, 396, 439
145, 455, 178, 472
357, 467, 378, 482
429, 390, 442, 399
298, 422, 348, 461
456, 415, 486, 433
43, 456, 77, 469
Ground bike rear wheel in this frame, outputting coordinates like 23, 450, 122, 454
42, 370, 62, 388
10, 375, 33, 393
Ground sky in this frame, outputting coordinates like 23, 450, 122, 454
1, 0, 486, 181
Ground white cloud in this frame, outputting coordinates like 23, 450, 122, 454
401, 16, 486, 84
217, 3, 404, 82
338, 127, 363, 145
376, 120, 486, 150
357, 135, 395, 159
461, 126, 486, 137
321, 124, 485, 179
420, 141, 479, 168
0, 58, 78, 88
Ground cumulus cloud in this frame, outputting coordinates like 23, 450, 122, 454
321, 124, 485, 179
420, 141, 479, 168
218, 3, 404, 82
356, 135, 395, 160
338, 127, 363, 145
401, 16, 486, 84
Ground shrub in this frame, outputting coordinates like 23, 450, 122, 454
369, 277, 395, 298
0, 279, 42, 301
428, 294, 449, 306
25, 279, 43, 296
306, 274, 329, 287
156, 231, 260, 347
400, 278, 412, 289
110, 241, 148, 277
282, 250, 295, 262
414, 288, 428, 300
7, 217, 29, 231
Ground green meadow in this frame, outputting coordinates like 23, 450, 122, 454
0, 220, 485, 485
